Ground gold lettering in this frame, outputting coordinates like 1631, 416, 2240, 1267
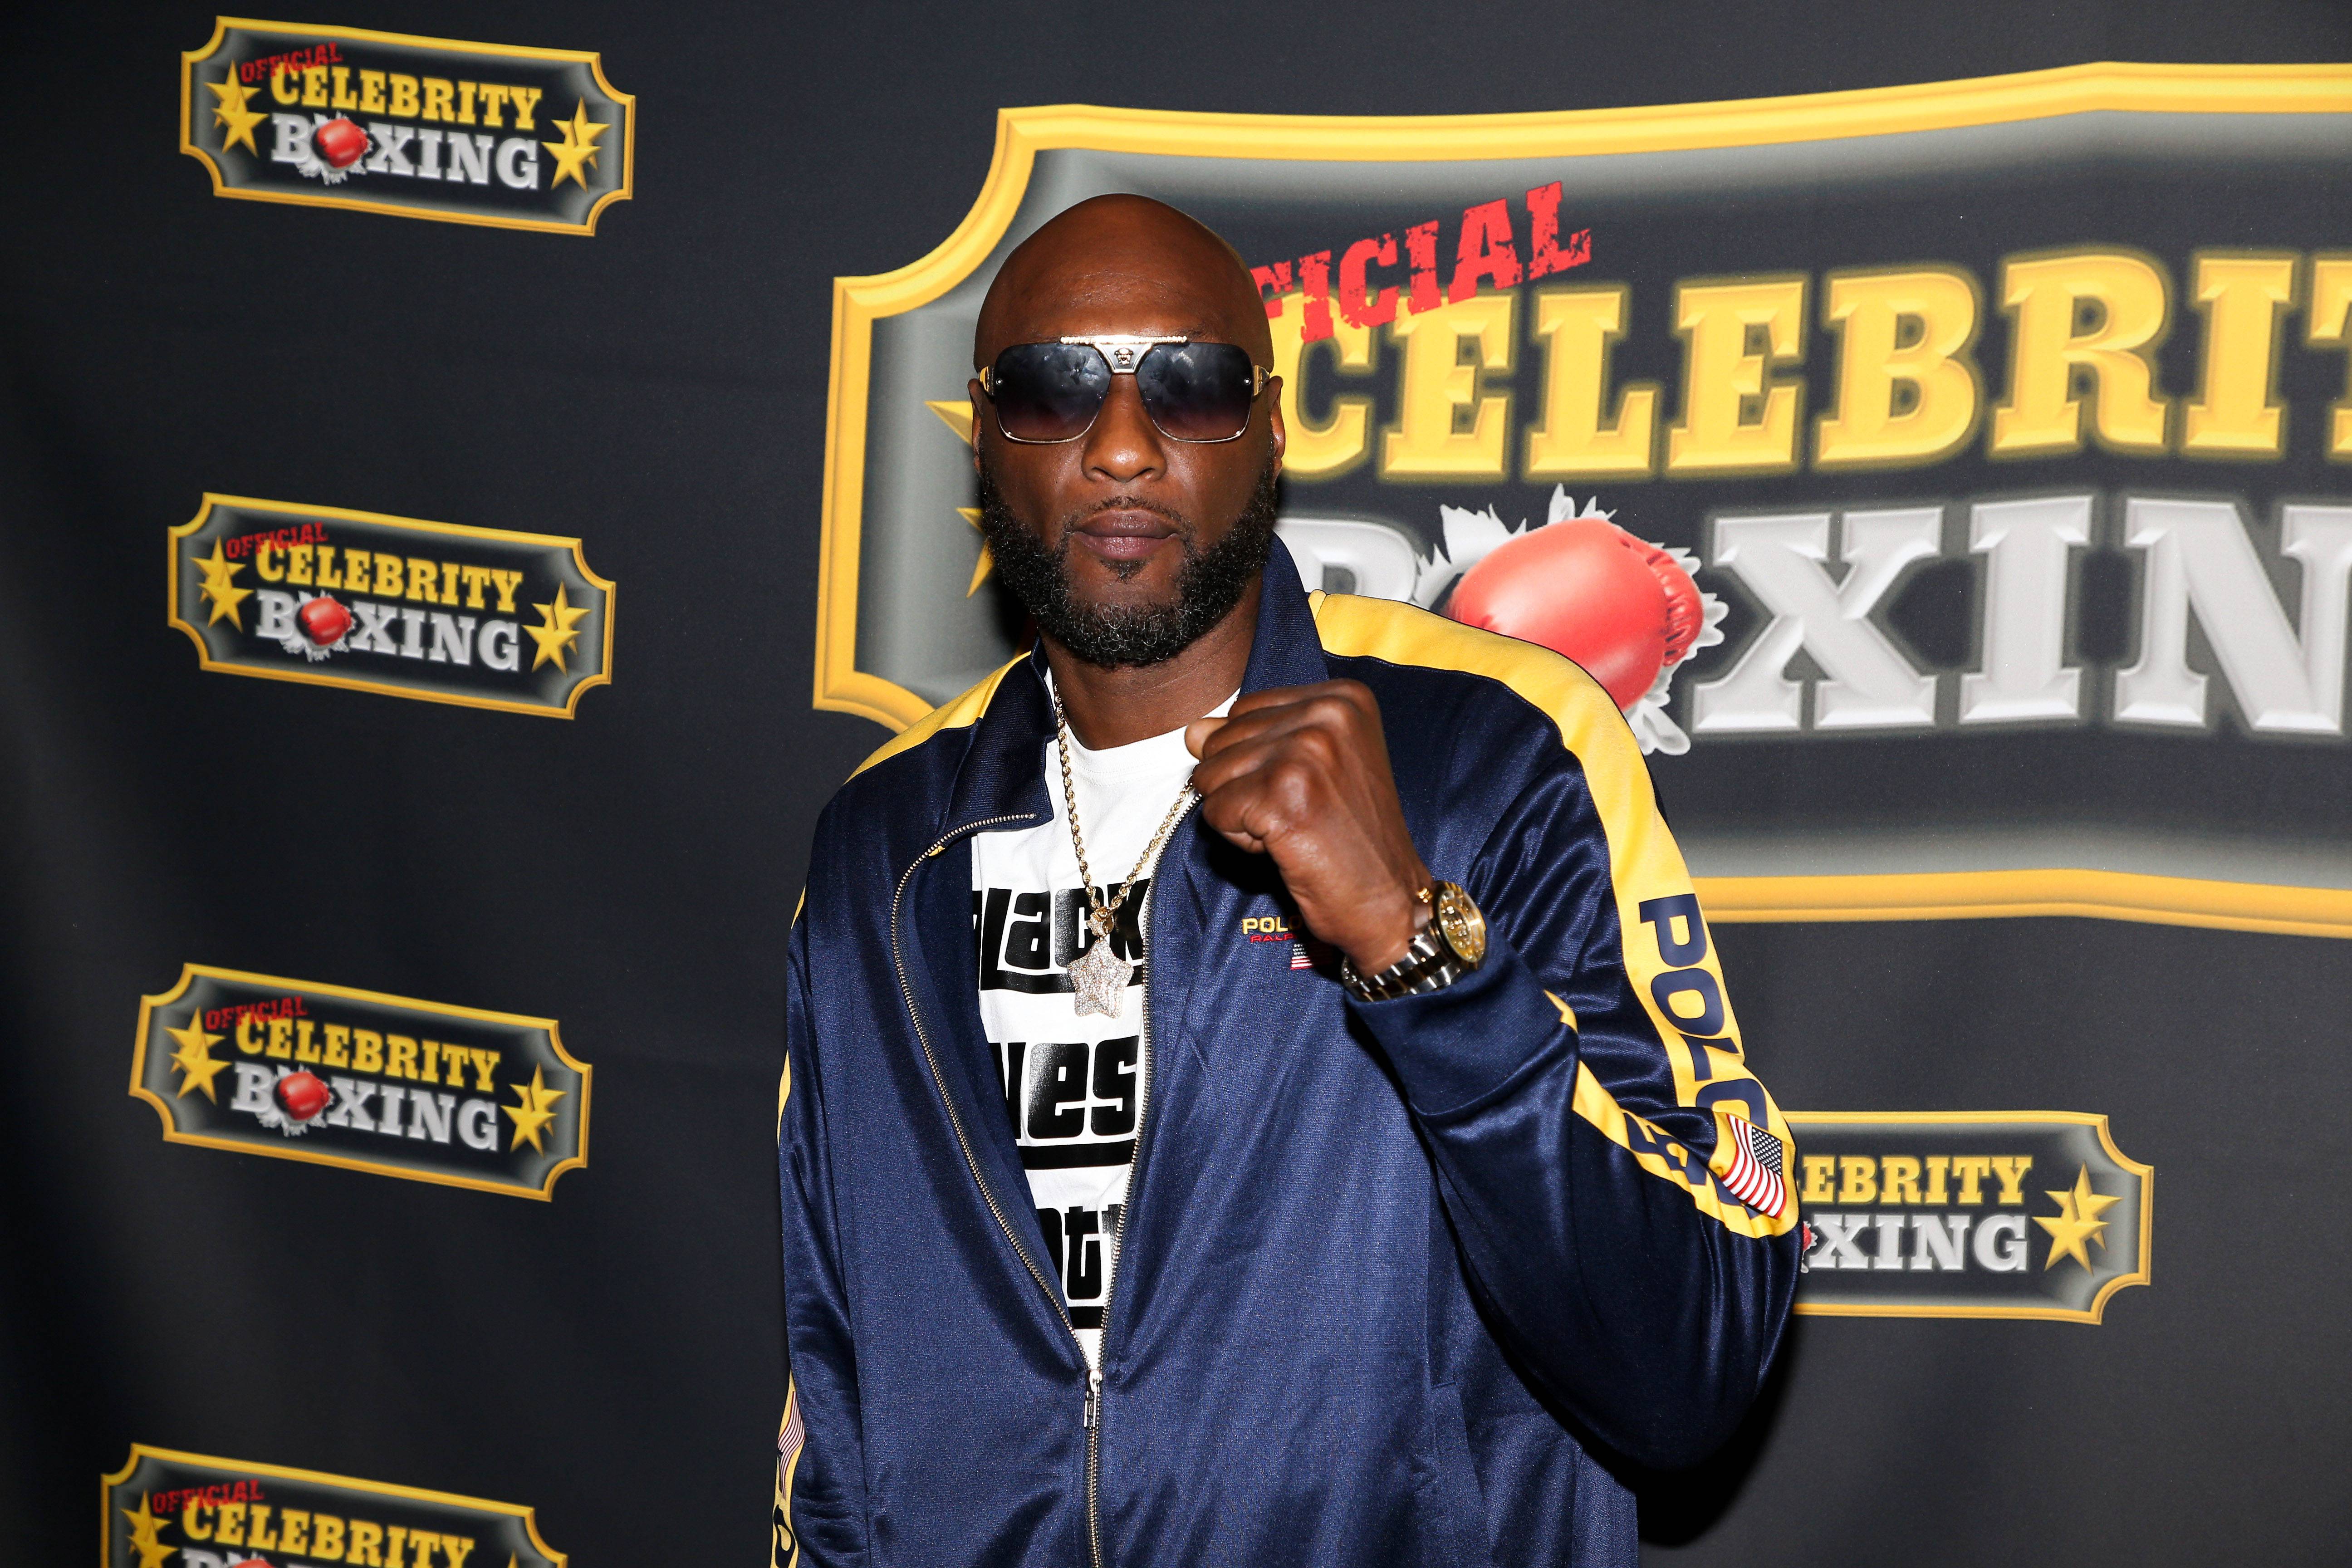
312, 1514, 348, 1563
440, 1534, 477, 1568
1799, 1155, 1838, 1205
236, 1017, 263, 1055
466, 1047, 503, 1092
183, 1500, 212, 1540
440, 561, 464, 606
507, 86, 544, 130
217, 1501, 247, 1547
314, 544, 344, 590
1879, 1155, 1924, 1205
1524, 285, 1658, 478
301, 66, 329, 108
347, 1518, 385, 1566
1989, 250, 2171, 457
247, 1503, 278, 1550
294, 1019, 321, 1063
389, 74, 420, 118
2182, 253, 2298, 458
477, 83, 512, 129
1989, 1156, 2034, 1205
352, 1029, 385, 1074
456, 80, 479, 124
1837, 1156, 1878, 1205
374, 552, 406, 597
385, 1524, 410, 1568
1381, 292, 1515, 478
1923, 1155, 1950, 1205
387, 1034, 420, 1081
323, 1023, 351, 1069
2309, 256, 2352, 459
461, 564, 493, 610
267, 1017, 294, 1060
419, 1039, 443, 1086
329, 67, 357, 111
255, 542, 284, 582
1666, 275, 1808, 474
406, 557, 440, 603
358, 70, 387, 115
279, 1510, 312, 1556
487, 568, 524, 614
1950, 1156, 1993, 1205
270, 67, 300, 106
1269, 292, 1375, 478
287, 543, 314, 586
1815, 267, 1981, 468
421, 77, 455, 123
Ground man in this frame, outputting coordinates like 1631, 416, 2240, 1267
778, 194, 1798, 1568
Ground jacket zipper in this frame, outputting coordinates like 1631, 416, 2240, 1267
888, 818, 1073, 1330
1086, 844, 1181, 1568
890, 808, 1181, 1568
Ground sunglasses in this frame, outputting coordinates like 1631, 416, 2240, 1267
979, 335, 1274, 445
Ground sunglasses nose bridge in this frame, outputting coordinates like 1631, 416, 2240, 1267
1079, 371, 1168, 477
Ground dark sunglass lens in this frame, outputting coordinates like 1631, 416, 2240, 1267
1137, 342, 1257, 441
991, 343, 1110, 441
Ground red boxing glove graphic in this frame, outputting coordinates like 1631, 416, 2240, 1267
274, 1070, 333, 1123
1445, 517, 1705, 710
297, 595, 352, 647
313, 117, 369, 170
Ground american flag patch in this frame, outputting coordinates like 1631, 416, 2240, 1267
1712, 1110, 1788, 1218
778, 1387, 805, 1463
1291, 941, 1313, 970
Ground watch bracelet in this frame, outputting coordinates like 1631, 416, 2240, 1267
1340, 924, 1470, 1002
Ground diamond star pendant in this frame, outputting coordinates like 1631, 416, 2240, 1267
1069, 935, 1132, 1018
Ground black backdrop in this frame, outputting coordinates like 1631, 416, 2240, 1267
7, 3, 2351, 1563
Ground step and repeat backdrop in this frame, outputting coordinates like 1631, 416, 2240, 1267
5, 5, 2349, 1565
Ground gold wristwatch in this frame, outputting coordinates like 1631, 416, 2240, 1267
1340, 881, 1488, 1002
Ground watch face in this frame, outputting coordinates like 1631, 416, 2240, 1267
1435, 883, 1487, 965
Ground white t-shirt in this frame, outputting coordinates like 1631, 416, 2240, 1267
972, 691, 1233, 1369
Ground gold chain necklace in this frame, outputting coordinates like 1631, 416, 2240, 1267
1055, 696, 1197, 1018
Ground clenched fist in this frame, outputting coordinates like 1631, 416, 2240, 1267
1185, 681, 1433, 974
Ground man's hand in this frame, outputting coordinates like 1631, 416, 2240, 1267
1185, 681, 1432, 974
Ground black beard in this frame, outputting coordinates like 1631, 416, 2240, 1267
977, 456, 1280, 669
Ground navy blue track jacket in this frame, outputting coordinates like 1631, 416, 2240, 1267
777, 540, 1799, 1567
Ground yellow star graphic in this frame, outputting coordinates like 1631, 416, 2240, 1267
195, 540, 251, 629
542, 100, 608, 190
122, 1493, 173, 1568
166, 1011, 229, 1103
207, 76, 269, 157
958, 507, 995, 596
505, 1064, 566, 1152
526, 583, 592, 672
2034, 1164, 2122, 1271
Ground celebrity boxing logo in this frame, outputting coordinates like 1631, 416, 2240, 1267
182, 19, 632, 233
104, 1445, 564, 1568
1784, 1112, 2151, 1323
822, 70, 2352, 938
170, 495, 613, 716
132, 964, 590, 1199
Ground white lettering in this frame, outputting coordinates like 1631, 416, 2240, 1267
494, 135, 540, 190
458, 1097, 499, 1150
1959, 495, 2091, 724
1972, 1212, 2030, 1272
1690, 508, 1940, 733
480, 619, 520, 671
253, 588, 298, 642
2114, 498, 2352, 734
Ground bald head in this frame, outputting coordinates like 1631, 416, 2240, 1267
975, 194, 1272, 369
